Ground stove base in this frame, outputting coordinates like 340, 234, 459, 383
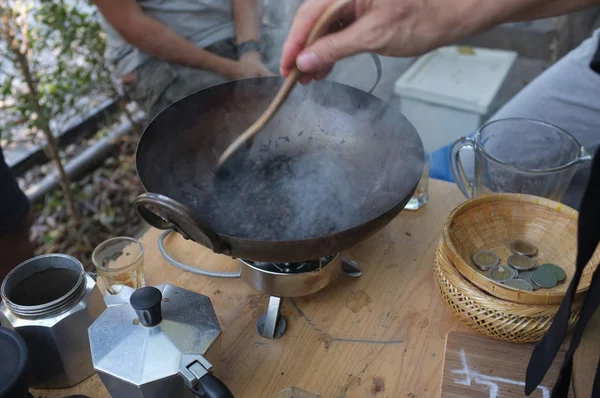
257, 258, 363, 339
257, 297, 287, 339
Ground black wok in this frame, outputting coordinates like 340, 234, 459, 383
134, 76, 424, 262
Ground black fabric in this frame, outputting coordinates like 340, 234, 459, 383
592, 41, 600, 74
525, 148, 600, 397
0, 147, 30, 237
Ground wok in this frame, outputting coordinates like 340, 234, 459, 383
134, 76, 424, 262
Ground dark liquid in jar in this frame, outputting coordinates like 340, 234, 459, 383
9, 268, 80, 306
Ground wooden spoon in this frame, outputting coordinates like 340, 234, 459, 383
216, 0, 353, 172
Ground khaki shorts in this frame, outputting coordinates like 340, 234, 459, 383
124, 39, 237, 120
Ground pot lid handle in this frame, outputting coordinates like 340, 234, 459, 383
130, 287, 163, 327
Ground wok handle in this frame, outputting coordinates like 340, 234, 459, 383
366, 53, 382, 94
133, 193, 230, 255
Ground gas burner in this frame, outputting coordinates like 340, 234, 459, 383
239, 254, 362, 339
246, 255, 337, 274
157, 230, 363, 341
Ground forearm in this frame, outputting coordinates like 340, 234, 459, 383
509, 0, 600, 22
122, 14, 238, 75
94, 0, 238, 77
232, 0, 262, 44
455, 0, 600, 40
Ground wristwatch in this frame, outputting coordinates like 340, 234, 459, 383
237, 40, 261, 57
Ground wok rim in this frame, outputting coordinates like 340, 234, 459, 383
135, 76, 425, 245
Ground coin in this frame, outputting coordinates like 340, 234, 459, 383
503, 278, 534, 291
518, 271, 540, 290
508, 254, 536, 271
538, 263, 566, 282
487, 265, 517, 283
531, 269, 558, 288
472, 250, 500, 271
509, 240, 538, 257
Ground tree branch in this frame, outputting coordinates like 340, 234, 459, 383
2, 4, 80, 224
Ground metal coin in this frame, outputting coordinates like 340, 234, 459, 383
518, 271, 540, 290
509, 240, 538, 257
531, 269, 558, 288
538, 263, 566, 282
472, 250, 500, 271
508, 254, 536, 271
487, 265, 517, 283
503, 278, 534, 291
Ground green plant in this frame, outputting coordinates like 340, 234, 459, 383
0, 0, 128, 224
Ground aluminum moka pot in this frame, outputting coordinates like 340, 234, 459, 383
89, 284, 233, 398
0, 254, 106, 388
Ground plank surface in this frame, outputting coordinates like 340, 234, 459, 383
442, 333, 573, 398
31, 179, 590, 398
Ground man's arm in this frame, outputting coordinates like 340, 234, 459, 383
468, 0, 600, 33
93, 0, 240, 78
281, 0, 600, 80
232, 0, 262, 45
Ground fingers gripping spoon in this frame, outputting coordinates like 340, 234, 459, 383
215, 0, 353, 176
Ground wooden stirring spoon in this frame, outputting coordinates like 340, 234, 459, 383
216, 0, 353, 173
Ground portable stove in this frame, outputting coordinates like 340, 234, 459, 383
157, 231, 362, 339
239, 254, 363, 339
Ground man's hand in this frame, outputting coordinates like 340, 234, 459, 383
229, 52, 274, 79
280, 0, 600, 84
280, 0, 470, 84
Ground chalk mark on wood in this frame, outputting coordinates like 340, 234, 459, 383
452, 349, 550, 398
291, 299, 403, 346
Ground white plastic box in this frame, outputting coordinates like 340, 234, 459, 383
394, 46, 517, 152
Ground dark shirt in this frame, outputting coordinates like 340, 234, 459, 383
592, 41, 600, 73
0, 148, 30, 236
525, 43, 600, 398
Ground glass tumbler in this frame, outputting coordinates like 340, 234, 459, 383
405, 152, 430, 210
92, 237, 145, 294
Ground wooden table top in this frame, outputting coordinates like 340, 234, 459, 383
31, 179, 594, 398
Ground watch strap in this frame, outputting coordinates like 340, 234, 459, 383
237, 40, 261, 57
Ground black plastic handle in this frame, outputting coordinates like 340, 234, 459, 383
133, 193, 230, 255
190, 374, 234, 398
130, 286, 163, 327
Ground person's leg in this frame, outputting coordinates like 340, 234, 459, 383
0, 147, 34, 282
431, 31, 600, 208
124, 39, 237, 120
488, 31, 600, 208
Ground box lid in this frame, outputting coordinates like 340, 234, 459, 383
394, 46, 517, 114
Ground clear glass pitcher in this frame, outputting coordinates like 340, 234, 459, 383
450, 118, 592, 200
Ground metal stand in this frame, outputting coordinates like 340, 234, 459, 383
341, 257, 363, 278
256, 258, 363, 339
257, 296, 287, 339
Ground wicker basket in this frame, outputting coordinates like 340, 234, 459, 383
442, 194, 600, 305
434, 244, 581, 343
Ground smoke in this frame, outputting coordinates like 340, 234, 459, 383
139, 1, 424, 246
170, 81, 423, 242
261, 0, 303, 72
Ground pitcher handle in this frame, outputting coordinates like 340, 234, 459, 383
450, 136, 475, 199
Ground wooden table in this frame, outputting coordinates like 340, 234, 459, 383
31, 180, 595, 397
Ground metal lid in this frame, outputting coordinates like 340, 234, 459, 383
0, 327, 28, 397
88, 284, 221, 387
